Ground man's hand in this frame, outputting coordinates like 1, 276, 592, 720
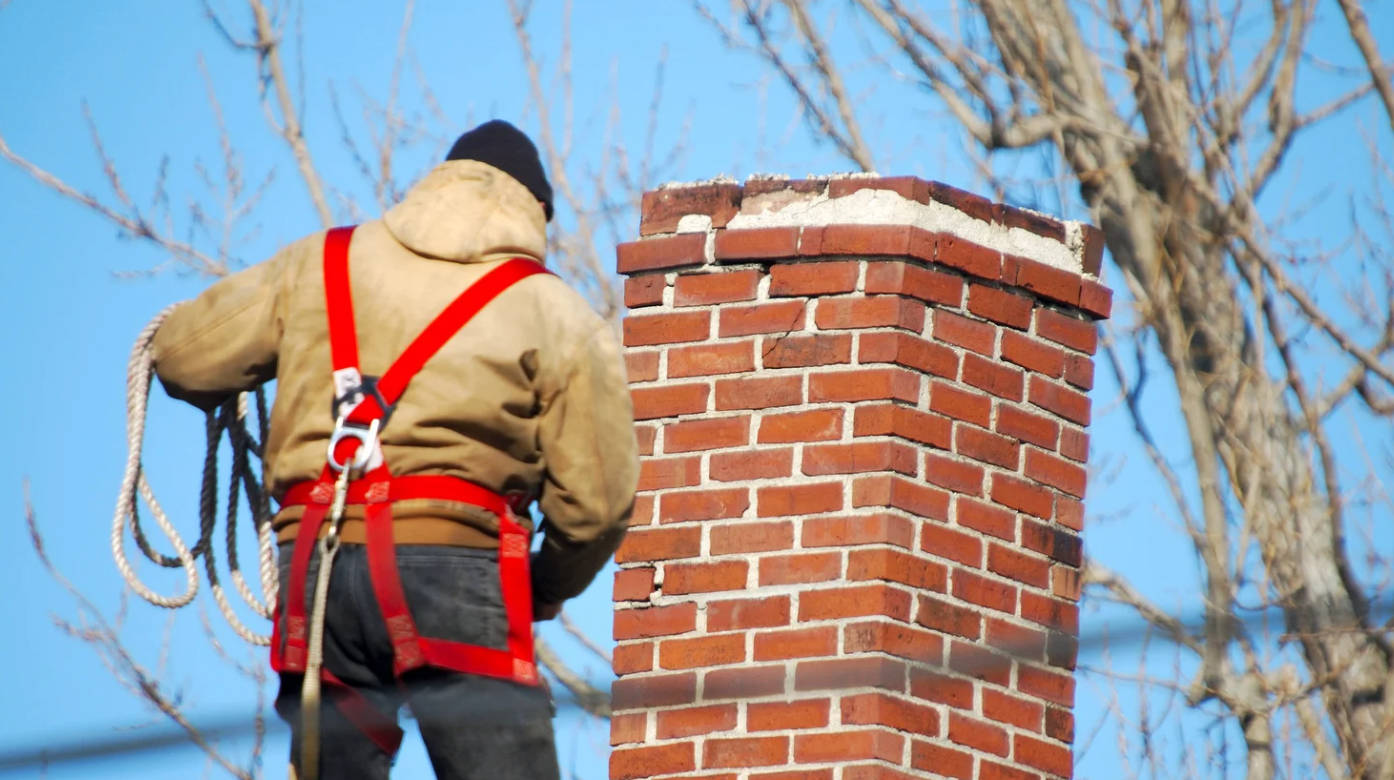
533, 600, 562, 622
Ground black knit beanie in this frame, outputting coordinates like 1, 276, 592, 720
445, 120, 554, 221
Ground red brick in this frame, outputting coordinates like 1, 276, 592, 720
843, 621, 944, 665
664, 560, 750, 595
1001, 331, 1065, 377
809, 368, 920, 403
1047, 628, 1080, 669
611, 671, 698, 709
858, 331, 959, 378
961, 352, 1025, 401
758, 552, 842, 586
934, 232, 1002, 280
968, 284, 1033, 328
610, 742, 695, 780
928, 182, 994, 222
614, 603, 698, 640
770, 260, 859, 296
624, 274, 667, 308
995, 404, 1060, 450
1035, 308, 1097, 354
952, 568, 1018, 614
990, 473, 1055, 519
909, 667, 973, 708
632, 384, 709, 420
710, 521, 793, 555
611, 712, 646, 745
719, 301, 806, 337
1018, 664, 1075, 707
1079, 225, 1106, 274
624, 310, 710, 346
659, 486, 749, 524
800, 584, 913, 622
802, 513, 915, 550
715, 374, 803, 410
747, 698, 831, 731
1016, 734, 1072, 777
793, 729, 904, 763
848, 548, 948, 590
1028, 375, 1091, 426
616, 527, 702, 564
847, 477, 929, 519
1021, 521, 1082, 568
1060, 425, 1088, 462
794, 656, 906, 693
988, 544, 1051, 588
986, 617, 1047, 660
664, 416, 750, 453
753, 626, 839, 660
864, 261, 963, 306
627, 351, 660, 383
709, 448, 794, 481
853, 403, 953, 449
956, 424, 1021, 470
702, 736, 789, 768
948, 640, 1011, 685
1079, 278, 1113, 318
815, 223, 912, 256
829, 175, 931, 203
1024, 449, 1087, 498
758, 408, 843, 443
815, 295, 925, 332
713, 226, 800, 260
1063, 352, 1095, 390
640, 183, 741, 235
803, 440, 917, 476
948, 712, 1009, 756
659, 633, 747, 669
923, 451, 985, 496
978, 760, 1042, 780
983, 688, 1044, 731
704, 665, 787, 699
674, 270, 760, 306
744, 177, 827, 197
994, 203, 1065, 241
1010, 257, 1081, 307
1020, 593, 1079, 633
921, 523, 983, 567
910, 740, 975, 779
756, 481, 844, 517
614, 567, 655, 601
655, 704, 739, 739
668, 341, 755, 378
761, 333, 852, 368
956, 496, 1017, 540
933, 310, 996, 355
635, 424, 656, 456
852, 475, 950, 521
618, 233, 706, 273
915, 594, 982, 639
930, 381, 992, 427
1052, 564, 1082, 600
707, 596, 790, 631
613, 641, 653, 674
638, 456, 702, 491
1056, 496, 1084, 531
1045, 707, 1074, 742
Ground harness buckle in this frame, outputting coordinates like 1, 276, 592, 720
327, 416, 382, 474
331, 370, 395, 425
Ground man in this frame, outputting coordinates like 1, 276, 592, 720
152, 120, 638, 779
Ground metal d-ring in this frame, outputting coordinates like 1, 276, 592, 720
326, 417, 381, 474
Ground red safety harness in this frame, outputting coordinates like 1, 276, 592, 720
269, 225, 551, 755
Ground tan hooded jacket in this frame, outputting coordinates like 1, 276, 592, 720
152, 160, 637, 603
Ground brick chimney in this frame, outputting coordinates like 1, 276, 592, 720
609, 175, 1111, 780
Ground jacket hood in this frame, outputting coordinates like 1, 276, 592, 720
383, 159, 547, 263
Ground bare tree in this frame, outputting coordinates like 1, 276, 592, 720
3, 0, 686, 772
694, 1, 1394, 777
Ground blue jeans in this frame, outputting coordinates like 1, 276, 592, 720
275, 544, 561, 780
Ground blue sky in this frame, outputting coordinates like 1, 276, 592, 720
1, 1, 1390, 779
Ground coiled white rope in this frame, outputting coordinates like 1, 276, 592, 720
112, 307, 279, 645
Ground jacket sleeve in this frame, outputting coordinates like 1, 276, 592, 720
531, 321, 638, 603
150, 253, 286, 411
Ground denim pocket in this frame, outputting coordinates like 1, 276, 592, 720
394, 546, 509, 651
